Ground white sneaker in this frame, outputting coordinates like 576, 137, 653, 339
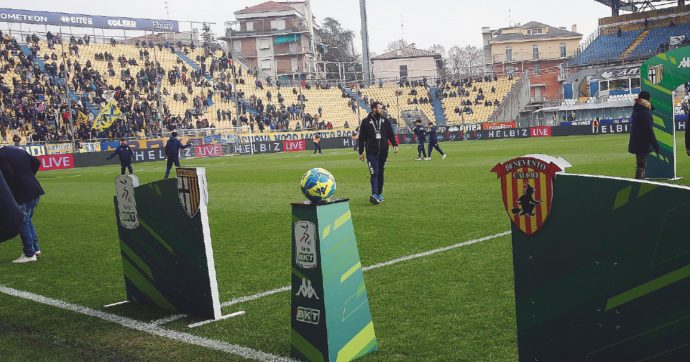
424, 157, 431, 161
442, 154, 447, 160
416, 157, 422, 161
35, 251, 42, 257
13, 255, 37, 263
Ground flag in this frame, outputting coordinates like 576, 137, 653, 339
93, 99, 123, 131
77, 111, 90, 125
0, 168, 23, 243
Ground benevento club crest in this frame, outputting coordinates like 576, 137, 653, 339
491, 157, 562, 236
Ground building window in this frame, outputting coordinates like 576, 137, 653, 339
505, 47, 513, 62
246, 22, 254, 32
233, 41, 241, 52
400, 65, 408, 81
560, 43, 567, 58
261, 59, 272, 70
259, 38, 270, 50
534, 64, 541, 75
527, 28, 543, 35
271, 19, 286, 30
532, 45, 540, 60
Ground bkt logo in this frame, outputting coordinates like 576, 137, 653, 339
679, 57, 690, 69
296, 278, 320, 300
296, 307, 321, 325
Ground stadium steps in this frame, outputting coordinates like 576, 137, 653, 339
620, 30, 650, 60
428, 87, 447, 125
343, 87, 371, 112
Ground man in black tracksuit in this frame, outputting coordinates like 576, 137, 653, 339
686, 117, 689, 156
413, 119, 427, 160
107, 138, 135, 175
359, 102, 398, 205
164, 132, 191, 179
427, 121, 446, 160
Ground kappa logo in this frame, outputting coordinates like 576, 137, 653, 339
679, 57, 690, 69
296, 278, 320, 300
176, 168, 202, 218
295, 221, 317, 269
492, 157, 562, 236
296, 307, 321, 325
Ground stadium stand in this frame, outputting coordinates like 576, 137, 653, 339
440, 76, 515, 124
571, 30, 642, 65
627, 24, 690, 60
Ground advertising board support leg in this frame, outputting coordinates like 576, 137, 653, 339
291, 199, 377, 362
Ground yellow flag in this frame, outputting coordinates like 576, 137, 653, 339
93, 100, 123, 131
77, 111, 90, 125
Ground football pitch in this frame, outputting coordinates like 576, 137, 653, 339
1, 133, 689, 361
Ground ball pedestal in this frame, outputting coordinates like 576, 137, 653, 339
290, 199, 378, 362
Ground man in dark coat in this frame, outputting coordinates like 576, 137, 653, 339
0, 168, 23, 243
107, 138, 135, 175
686, 117, 689, 156
0, 146, 45, 263
358, 102, 398, 204
164, 132, 191, 179
628, 91, 660, 179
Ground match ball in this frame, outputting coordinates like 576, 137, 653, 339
300, 168, 336, 203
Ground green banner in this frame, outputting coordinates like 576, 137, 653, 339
291, 200, 377, 362
510, 173, 690, 360
641, 45, 690, 179
113, 170, 221, 320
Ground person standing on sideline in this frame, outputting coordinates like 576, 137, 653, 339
592, 117, 600, 135
352, 127, 359, 151
359, 102, 399, 205
628, 91, 659, 179
0, 146, 45, 263
313, 132, 322, 155
426, 121, 447, 160
107, 138, 135, 175
686, 116, 689, 156
164, 132, 191, 179
413, 119, 427, 160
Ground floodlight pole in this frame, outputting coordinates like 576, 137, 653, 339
359, 0, 371, 86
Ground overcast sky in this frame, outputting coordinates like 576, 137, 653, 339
3, 0, 613, 53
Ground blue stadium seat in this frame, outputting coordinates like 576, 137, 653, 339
627, 24, 690, 60
572, 30, 642, 66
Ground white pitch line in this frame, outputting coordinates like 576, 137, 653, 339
0, 285, 295, 362
188, 311, 245, 329
104, 300, 129, 308
151, 314, 187, 326
220, 231, 510, 308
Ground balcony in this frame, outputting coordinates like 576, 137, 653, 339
226, 24, 310, 39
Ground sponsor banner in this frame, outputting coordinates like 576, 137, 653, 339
38, 154, 74, 171
100, 137, 205, 152
0, 8, 179, 32
18, 144, 46, 156
46, 143, 74, 155
81, 142, 100, 153
283, 139, 307, 153
530, 126, 552, 138
194, 144, 223, 158
74, 147, 193, 168
238, 129, 356, 143
484, 128, 531, 139
482, 121, 517, 130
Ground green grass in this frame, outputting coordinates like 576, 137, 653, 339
0, 134, 688, 361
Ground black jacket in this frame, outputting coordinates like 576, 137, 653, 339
628, 100, 660, 155
686, 119, 689, 151
0, 168, 23, 243
164, 136, 189, 157
0, 146, 45, 204
358, 112, 398, 155
107, 144, 134, 163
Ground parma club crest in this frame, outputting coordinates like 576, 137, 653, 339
491, 156, 563, 236
177, 168, 203, 218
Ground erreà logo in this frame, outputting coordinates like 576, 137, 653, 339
679, 57, 690, 69
296, 278, 319, 300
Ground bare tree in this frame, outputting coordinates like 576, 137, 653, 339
384, 39, 411, 52
446, 45, 484, 78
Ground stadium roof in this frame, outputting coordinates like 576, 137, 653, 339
371, 47, 441, 61
236, 1, 295, 15
491, 21, 581, 43
594, 0, 680, 12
